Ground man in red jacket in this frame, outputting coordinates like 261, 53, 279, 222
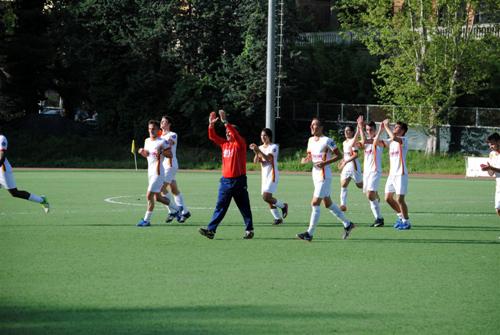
199, 110, 254, 239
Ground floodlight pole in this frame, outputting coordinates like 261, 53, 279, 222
265, 0, 276, 141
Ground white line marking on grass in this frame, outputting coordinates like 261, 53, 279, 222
103, 195, 269, 210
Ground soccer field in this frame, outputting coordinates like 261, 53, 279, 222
1, 170, 499, 334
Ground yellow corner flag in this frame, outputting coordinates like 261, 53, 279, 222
131, 139, 135, 155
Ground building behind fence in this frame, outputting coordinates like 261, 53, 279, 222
281, 101, 500, 154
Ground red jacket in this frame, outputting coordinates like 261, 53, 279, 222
208, 123, 247, 178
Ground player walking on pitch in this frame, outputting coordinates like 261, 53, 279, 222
481, 132, 500, 217
357, 116, 386, 227
199, 110, 254, 240
338, 124, 363, 211
296, 118, 355, 241
0, 129, 50, 213
382, 119, 411, 229
250, 128, 288, 225
160, 115, 191, 223
136, 120, 180, 227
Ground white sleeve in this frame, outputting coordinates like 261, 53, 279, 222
271, 144, 279, 159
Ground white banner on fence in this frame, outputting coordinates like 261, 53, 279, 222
466, 157, 491, 177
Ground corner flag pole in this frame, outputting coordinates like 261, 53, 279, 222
131, 139, 138, 171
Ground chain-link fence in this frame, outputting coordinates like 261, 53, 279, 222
281, 101, 500, 153
283, 101, 500, 127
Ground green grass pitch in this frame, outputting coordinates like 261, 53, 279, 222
1, 170, 499, 334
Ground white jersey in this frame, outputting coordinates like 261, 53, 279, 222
489, 150, 500, 185
388, 137, 408, 176
0, 135, 12, 173
342, 139, 361, 172
144, 137, 169, 177
259, 143, 279, 184
161, 131, 178, 170
363, 140, 385, 173
307, 136, 337, 181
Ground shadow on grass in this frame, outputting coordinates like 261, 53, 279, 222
0, 305, 379, 335
312, 237, 500, 245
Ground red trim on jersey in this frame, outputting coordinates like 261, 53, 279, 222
269, 153, 276, 182
399, 142, 405, 175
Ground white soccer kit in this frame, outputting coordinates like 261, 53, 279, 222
363, 140, 385, 192
308, 136, 337, 198
340, 139, 362, 183
259, 143, 279, 194
161, 131, 179, 183
488, 150, 500, 209
0, 135, 16, 189
144, 137, 169, 192
385, 137, 409, 195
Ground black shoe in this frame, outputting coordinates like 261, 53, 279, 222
296, 231, 313, 242
370, 218, 384, 227
342, 222, 356, 240
273, 218, 283, 225
178, 211, 191, 223
166, 211, 180, 223
243, 230, 254, 239
282, 203, 288, 218
199, 227, 215, 239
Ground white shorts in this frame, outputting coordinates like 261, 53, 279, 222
0, 171, 16, 189
148, 175, 164, 193
164, 167, 178, 184
363, 171, 381, 193
262, 179, 278, 194
385, 174, 408, 195
341, 167, 363, 184
313, 178, 332, 198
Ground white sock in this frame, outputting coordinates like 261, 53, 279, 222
144, 211, 153, 222
274, 200, 285, 209
270, 208, 281, 219
28, 193, 43, 203
328, 204, 350, 228
163, 193, 173, 213
402, 218, 410, 224
174, 194, 188, 213
397, 212, 404, 220
340, 187, 348, 206
369, 200, 382, 219
168, 202, 179, 213
307, 206, 321, 236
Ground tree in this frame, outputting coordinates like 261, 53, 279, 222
337, 0, 500, 154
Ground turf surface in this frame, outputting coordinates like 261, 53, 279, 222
1, 170, 499, 334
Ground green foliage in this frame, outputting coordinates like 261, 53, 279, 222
336, 0, 500, 131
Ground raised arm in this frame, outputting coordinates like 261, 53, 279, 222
373, 121, 385, 147
357, 116, 366, 146
208, 111, 226, 146
383, 119, 403, 144
219, 110, 245, 147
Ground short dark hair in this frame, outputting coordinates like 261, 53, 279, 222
311, 117, 323, 127
161, 115, 173, 126
345, 125, 355, 132
261, 128, 273, 139
366, 121, 376, 129
396, 121, 408, 135
148, 119, 160, 128
487, 132, 500, 142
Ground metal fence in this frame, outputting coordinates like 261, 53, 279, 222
283, 101, 500, 128
281, 102, 500, 153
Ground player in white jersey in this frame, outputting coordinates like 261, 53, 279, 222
160, 115, 191, 223
338, 124, 363, 211
357, 116, 386, 227
481, 132, 500, 216
136, 120, 180, 227
250, 128, 288, 225
0, 129, 50, 213
382, 119, 411, 230
296, 118, 355, 241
